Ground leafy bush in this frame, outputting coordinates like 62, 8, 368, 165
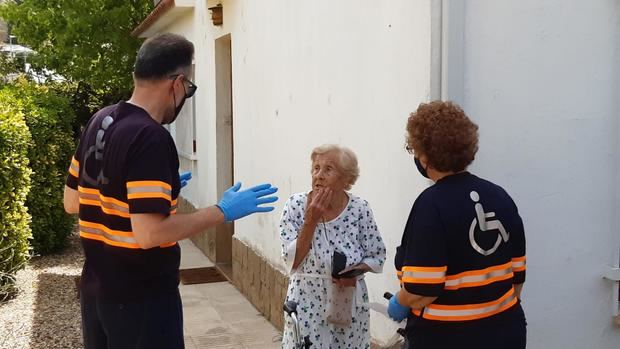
0, 103, 32, 300
0, 79, 76, 254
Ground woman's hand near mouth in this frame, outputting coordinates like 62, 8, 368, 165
306, 187, 332, 224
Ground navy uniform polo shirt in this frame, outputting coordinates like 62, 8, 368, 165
66, 101, 181, 300
395, 172, 526, 325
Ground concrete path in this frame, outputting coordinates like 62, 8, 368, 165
179, 240, 282, 349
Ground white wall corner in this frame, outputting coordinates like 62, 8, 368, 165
437, 0, 465, 105
430, 0, 442, 101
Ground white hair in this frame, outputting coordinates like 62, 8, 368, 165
310, 144, 360, 191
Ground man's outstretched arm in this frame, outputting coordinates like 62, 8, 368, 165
131, 182, 278, 249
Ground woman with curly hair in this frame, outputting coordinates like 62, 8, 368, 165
387, 101, 527, 348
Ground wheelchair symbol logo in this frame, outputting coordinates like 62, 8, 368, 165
469, 191, 509, 256
82, 115, 114, 186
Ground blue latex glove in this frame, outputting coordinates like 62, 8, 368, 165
180, 171, 192, 188
216, 182, 278, 221
388, 293, 410, 322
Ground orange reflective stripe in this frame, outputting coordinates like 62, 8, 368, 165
79, 199, 100, 206
79, 199, 130, 218
79, 219, 140, 249
127, 180, 172, 190
68, 157, 79, 177
444, 261, 514, 290
126, 181, 172, 201
445, 272, 513, 290
127, 191, 172, 201
78, 186, 97, 195
78, 186, 129, 208
512, 256, 526, 272
402, 265, 447, 284
80, 232, 140, 249
446, 261, 512, 279
404, 278, 446, 284
78, 187, 130, 218
79, 220, 134, 238
430, 288, 514, 310
79, 220, 176, 249
421, 288, 517, 321
406, 266, 448, 272
98, 195, 129, 208
397, 270, 404, 285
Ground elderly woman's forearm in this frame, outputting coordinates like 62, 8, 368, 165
292, 222, 317, 269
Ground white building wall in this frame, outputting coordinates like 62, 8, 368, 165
191, 0, 434, 343
458, 1, 620, 348
165, 0, 619, 346
149, 12, 202, 206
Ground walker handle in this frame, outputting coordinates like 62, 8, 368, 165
283, 301, 298, 316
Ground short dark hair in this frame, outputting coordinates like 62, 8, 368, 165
406, 101, 479, 172
133, 33, 194, 80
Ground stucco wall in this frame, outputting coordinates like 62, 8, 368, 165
460, 1, 620, 347
166, 0, 619, 346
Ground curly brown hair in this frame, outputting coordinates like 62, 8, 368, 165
406, 101, 479, 172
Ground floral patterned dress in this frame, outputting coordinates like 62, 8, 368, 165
280, 192, 386, 349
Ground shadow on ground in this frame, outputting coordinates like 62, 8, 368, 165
30, 233, 84, 349
30, 272, 82, 349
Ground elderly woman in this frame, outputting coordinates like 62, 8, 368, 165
388, 101, 527, 349
280, 144, 386, 349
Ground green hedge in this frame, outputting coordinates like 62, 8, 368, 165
0, 79, 76, 254
0, 104, 32, 300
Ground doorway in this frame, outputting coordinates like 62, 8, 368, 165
214, 34, 233, 279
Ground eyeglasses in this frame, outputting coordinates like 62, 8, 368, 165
169, 74, 198, 98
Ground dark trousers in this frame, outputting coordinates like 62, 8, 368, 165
408, 304, 527, 349
80, 289, 184, 349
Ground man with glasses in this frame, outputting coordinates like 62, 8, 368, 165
63, 33, 278, 349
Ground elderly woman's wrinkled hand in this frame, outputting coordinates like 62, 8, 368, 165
338, 263, 371, 276
304, 188, 332, 225
332, 263, 369, 287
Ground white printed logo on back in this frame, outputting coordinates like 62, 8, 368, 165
468, 191, 509, 256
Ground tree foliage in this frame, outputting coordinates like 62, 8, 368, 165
0, 0, 152, 110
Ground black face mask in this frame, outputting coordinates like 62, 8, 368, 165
164, 84, 187, 125
414, 157, 429, 178
173, 94, 186, 123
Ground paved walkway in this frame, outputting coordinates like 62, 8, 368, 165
179, 240, 282, 349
